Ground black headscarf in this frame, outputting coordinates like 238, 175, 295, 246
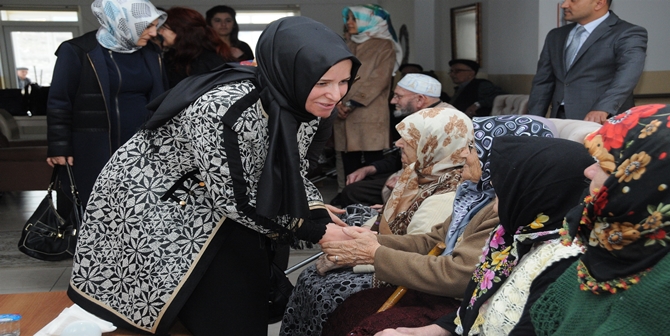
145, 16, 360, 227
254, 16, 360, 221
457, 136, 592, 335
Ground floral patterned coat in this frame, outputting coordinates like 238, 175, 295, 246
68, 80, 322, 334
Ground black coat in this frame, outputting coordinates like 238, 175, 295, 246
46, 31, 167, 203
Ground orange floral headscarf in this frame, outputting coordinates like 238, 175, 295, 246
379, 106, 473, 233
570, 104, 670, 294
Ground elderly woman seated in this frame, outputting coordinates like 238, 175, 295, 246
281, 105, 473, 335
531, 104, 670, 335
319, 117, 559, 336
280, 114, 556, 335
373, 135, 593, 336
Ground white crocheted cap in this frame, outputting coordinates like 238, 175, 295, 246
397, 74, 441, 97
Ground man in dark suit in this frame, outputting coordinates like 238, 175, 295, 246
528, 0, 647, 124
448, 59, 503, 118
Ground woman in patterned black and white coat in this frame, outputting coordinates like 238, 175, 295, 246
67, 17, 361, 336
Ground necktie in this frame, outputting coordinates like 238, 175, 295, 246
565, 25, 586, 69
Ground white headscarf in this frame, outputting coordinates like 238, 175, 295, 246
91, 0, 166, 53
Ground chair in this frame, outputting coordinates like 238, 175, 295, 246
490, 94, 529, 116
550, 118, 601, 143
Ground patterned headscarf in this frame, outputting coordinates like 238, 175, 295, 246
457, 136, 593, 336
562, 104, 670, 294
442, 115, 556, 255
92, 0, 166, 53
343, 4, 403, 73
378, 106, 473, 235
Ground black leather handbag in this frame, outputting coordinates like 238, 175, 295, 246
18, 163, 83, 261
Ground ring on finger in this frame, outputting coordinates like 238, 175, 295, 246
335, 255, 339, 262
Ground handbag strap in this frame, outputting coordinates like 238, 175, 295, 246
62, 163, 82, 207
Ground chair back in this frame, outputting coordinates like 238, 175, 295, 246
491, 94, 529, 116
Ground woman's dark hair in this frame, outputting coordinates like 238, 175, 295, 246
163, 7, 233, 75
205, 5, 241, 45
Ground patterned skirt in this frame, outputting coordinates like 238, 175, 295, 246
279, 265, 373, 336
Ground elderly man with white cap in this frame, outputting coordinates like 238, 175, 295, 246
331, 73, 450, 207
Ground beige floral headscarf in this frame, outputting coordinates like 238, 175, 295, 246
379, 106, 473, 232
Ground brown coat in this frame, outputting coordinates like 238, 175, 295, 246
333, 38, 394, 152
374, 202, 499, 298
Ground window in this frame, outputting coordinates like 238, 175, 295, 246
235, 9, 299, 57
0, 8, 80, 89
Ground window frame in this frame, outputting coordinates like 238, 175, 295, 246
0, 6, 82, 89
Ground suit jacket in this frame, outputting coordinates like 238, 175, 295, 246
450, 78, 503, 117
527, 11, 647, 120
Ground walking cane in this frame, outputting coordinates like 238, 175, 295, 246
377, 242, 446, 312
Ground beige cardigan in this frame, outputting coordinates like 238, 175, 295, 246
373, 202, 499, 298
333, 38, 395, 152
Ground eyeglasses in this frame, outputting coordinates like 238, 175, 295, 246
449, 68, 473, 74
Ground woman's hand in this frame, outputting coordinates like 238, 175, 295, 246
319, 223, 355, 244
46, 156, 74, 167
325, 204, 347, 227
336, 102, 353, 119
316, 253, 343, 275
375, 325, 451, 336
321, 226, 380, 266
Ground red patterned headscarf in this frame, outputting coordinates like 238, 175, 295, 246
565, 104, 670, 294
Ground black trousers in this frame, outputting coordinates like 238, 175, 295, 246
178, 222, 270, 336
338, 172, 393, 206
341, 150, 384, 177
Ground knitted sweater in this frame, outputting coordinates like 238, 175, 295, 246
531, 253, 670, 335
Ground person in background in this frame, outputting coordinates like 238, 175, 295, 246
334, 74, 445, 207
205, 5, 254, 61
16, 67, 31, 89
532, 104, 670, 335
46, 0, 167, 206
448, 59, 503, 118
527, 0, 647, 124
67, 16, 360, 336
334, 4, 401, 191
158, 7, 234, 88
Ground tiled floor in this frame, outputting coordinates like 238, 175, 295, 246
0, 176, 338, 335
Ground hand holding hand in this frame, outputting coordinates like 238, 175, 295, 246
321, 227, 380, 266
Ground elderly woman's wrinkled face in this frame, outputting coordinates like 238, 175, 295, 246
460, 140, 482, 182
305, 59, 352, 118
396, 137, 417, 165
584, 162, 609, 195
